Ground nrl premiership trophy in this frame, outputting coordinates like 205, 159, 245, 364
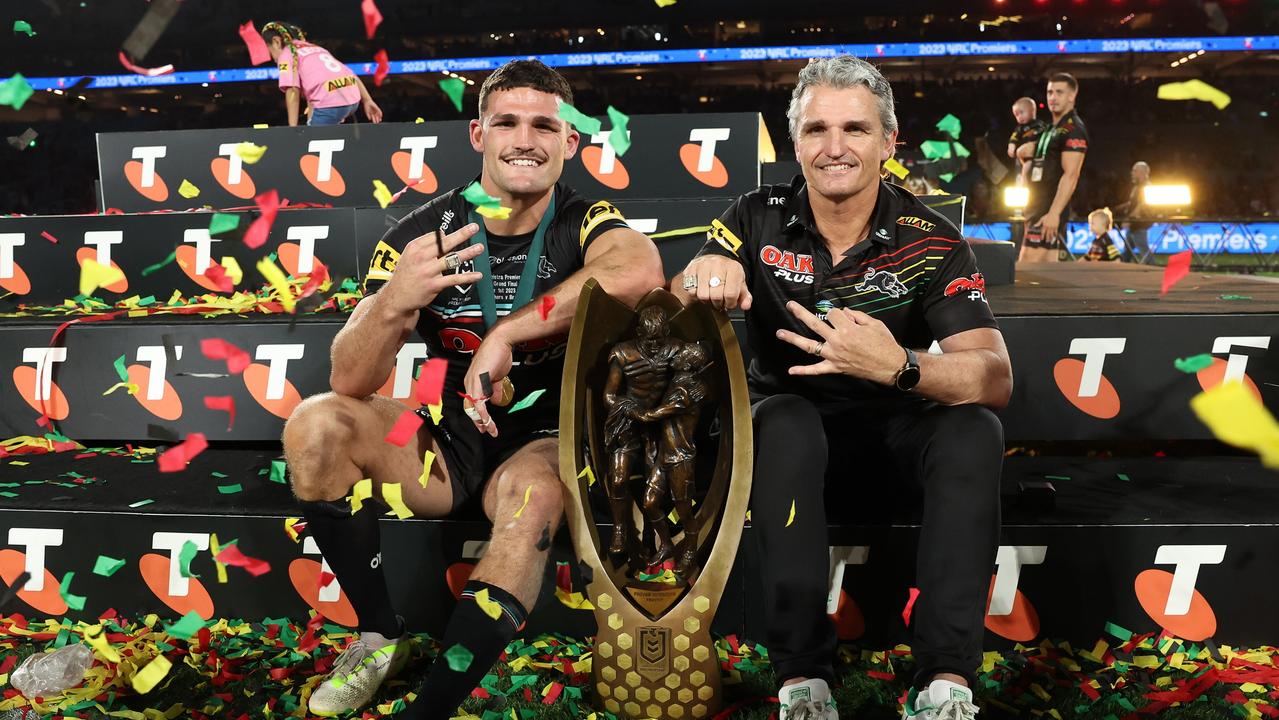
559, 281, 752, 719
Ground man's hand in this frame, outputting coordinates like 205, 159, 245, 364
1038, 210, 1062, 245
381, 224, 484, 316
775, 301, 904, 384
672, 255, 752, 311
363, 98, 383, 123
462, 330, 515, 438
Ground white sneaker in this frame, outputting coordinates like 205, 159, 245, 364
779, 678, 839, 720
903, 679, 979, 720
308, 621, 411, 717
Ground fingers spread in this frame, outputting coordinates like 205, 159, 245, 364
786, 301, 833, 338
788, 359, 839, 376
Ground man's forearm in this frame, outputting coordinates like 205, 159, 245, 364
330, 292, 417, 397
914, 349, 1013, 408
1048, 171, 1080, 217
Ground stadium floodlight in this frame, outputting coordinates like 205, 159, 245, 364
1143, 184, 1192, 207
1003, 186, 1029, 208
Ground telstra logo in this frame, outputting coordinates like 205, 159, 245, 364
126, 146, 170, 202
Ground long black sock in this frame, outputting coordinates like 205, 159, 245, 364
299, 499, 400, 638
400, 580, 528, 719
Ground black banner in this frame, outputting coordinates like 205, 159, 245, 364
96, 115, 766, 213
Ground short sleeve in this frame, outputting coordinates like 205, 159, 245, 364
573, 200, 630, 257
277, 49, 299, 90
921, 237, 999, 341
693, 195, 753, 285
363, 206, 440, 295
1062, 120, 1089, 154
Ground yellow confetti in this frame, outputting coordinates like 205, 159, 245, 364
255, 256, 296, 312
234, 142, 267, 164
419, 450, 436, 488
351, 478, 373, 514
178, 179, 200, 199
426, 402, 443, 425
283, 517, 303, 543
83, 624, 121, 663
1157, 79, 1232, 110
210, 532, 228, 584
130, 654, 172, 694
577, 465, 596, 487
1190, 382, 1279, 468
219, 256, 243, 286
381, 481, 414, 519
476, 204, 513, 220
512, 484, 533, 518
79, 258, 125, 296
373, 179, 394, 209
474, 588, 504, 620
555, 587, 595, 610
415, 117, 425, 124
253, 123, 269, 129
883, 157, 909, 180
655, 0, 677, 6
785, 500, 796, 527
102, 382, 139, 396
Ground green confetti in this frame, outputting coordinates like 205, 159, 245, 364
508, 388, 547, 413
444, 643, 474, 671
556, 101, 601, 135
461, 180, 502, 209
439, 78, 466, 113
179, 539, 200, 578
1104, 621, 1133, 642
141, 249, 178, 277
1174, 354, 1214, 374
164, 610, 207, 640
211, 471, 228, 478
1123, 289, 1137, 294
919, 140, 952, 160
13, 20, 36, 36
208, 213, 241, 235
935, 113, 961, 140
0, 492, 18, 498
217, 483, 243, 494
93, 555, 126, 577
128, 498, 155, 508
606, 105, 631, 156
113, 354, 129, 383
1116, 473, 1131, 482
59, 571, 86, 611
1220, 294, 1251, 301
269, 459, 288, 484
0, 73, 34, 110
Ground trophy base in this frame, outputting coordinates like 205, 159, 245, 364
591, 582, 723, 719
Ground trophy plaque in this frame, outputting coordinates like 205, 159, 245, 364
559, 281, 752, 719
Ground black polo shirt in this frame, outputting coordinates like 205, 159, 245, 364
1025, 109, 1089, 223
696, 177, 998, 412
1009, 119, 1048, 150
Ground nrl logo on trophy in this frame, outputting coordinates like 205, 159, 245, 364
559, 280, 752, 719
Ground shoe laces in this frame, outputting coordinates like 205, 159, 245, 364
326, 639, 372, 680
933, 698, 979, 720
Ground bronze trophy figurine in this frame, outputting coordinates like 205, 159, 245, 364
560, 281, 752, 720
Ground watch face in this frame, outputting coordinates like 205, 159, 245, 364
897, 367, 922, 391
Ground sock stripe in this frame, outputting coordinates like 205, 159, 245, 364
460, 589, 522, 629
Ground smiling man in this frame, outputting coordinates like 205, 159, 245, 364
674, 56, 1012, 720
281, 59, 663, 719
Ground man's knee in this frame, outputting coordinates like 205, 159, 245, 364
282, 392, 362, 500
753, 393, 827, 456
922, 405, 1004, 495
493, 468, 563, 526
932, 404, 1004, 456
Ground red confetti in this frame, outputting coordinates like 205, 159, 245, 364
555, 560, 573, 595
203, 396, 236, 430
202, 263, 234, 292
243, 189, 281, 250
39, 231, 58, 244
539, 295, 555, 321
157, 433, 209, 473
1161, 249, 1192, 295
201, 338, 251, 374
542, 681, 564, 705
238, 21, 271, 66
214, 543, 271, 576
866, 670, 896, 681
415, 358, 448, 406
384, 409, 423, 447
373, 49, 389, 87
117, 50, 174, 77
361, 0, 382, 39
317, 571, 336, 590
901, 587, 920, 627
298, 262, 329, 301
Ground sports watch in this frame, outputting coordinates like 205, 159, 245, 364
893, 346, 921, 391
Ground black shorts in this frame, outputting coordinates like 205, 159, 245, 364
1022, 215, 1063, 250
416, 403, 558, 515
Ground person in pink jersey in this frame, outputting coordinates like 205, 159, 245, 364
263, 22, 383, 127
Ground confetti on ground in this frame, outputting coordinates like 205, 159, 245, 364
508, 389, 547, 413
1174, 354, 1214, 373
439, 78, 466, 113
93, 555, 126, 577
130, 653, 172, 694
217, 483, 243, 494
163, 611, 207, 640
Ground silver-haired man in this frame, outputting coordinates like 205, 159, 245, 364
674, 56, 1011, 720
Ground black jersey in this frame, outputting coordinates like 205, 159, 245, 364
1009, 119, 1049, 149
364, 181, 630, 427
697, 177, 998, 413
1026, 109, 1089, 222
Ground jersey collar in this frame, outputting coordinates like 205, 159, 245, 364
784, 177, 899, 249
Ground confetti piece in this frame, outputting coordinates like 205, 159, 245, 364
130, 654, 172, 694
39, 229, 57, 243
606, 105, 631, 156
113, 353, 130, 383
83, 624, 121, 662
556, 101, 602, 135
476, 204, 512, 219
1117, 473, 1131, 482
217, 483, 243, 494
382, 481, 414, 519
238, 21, 271, 64
373, 48, 390, 87
785, 500, 796, 527
129, 498, 154, 508
118, 50, 174, 77
178, 539, 200, 578
1190, 382, 1279, 468
936, 113, 962, 140
209, 533, 228, 583
209, 212, 241, 235
256, 256, 296, 312
1161, 250, 1192, 295
419, 450, 436, 488
1220, 294, 1251, 301
426, 402, 443, 425
351, 478, 373, 514
269, 459, 288, 485
0, 73, 34, 110
444, 643, 474, 671
884, 157, 909, 180
655, 0, 677, 7
361, 0, 382, 39
509, 389, 547, 413
243, 189, 281, 249
416, 358, 448, 406
201, 338, 251, 374
214, 543, 271, 576
7, 127, 37, 151
203, 261, 234, 292
59, 571, 86, 611
283, 517, 304, 542
1157, 78, 1232, 110
164, 610, 207, 640
1174, 354, 1214, 373
578, 465, 597, 487
178, 179, 200, 199
474, 588, 504, 620
462, 180, 502, 208
902, 587, 921, 626
539, 295, 555, 321
141, 248, 178, 276
103, 380, 141, 395
234, 141, 267, 164
1104, 621, 1133, 642
439, 78, 466, 112
13, 20, 36, 36
385, 409, 424, 447
158, 433, 209, 472
373, 179, 394, 209
513, 485, 533, 519
93, 555, 126, 577
79, 258, 125, 296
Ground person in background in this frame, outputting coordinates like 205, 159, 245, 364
1007, 96, 1046, 185
1018, 73, 1089, 263
1084, 208, 1120, 262
263, 21, 383, 127
1114, 161, 1152, 263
